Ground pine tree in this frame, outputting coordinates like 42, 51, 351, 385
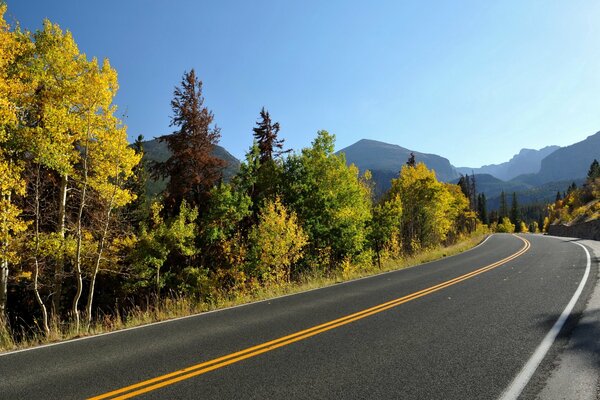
510, 192, 519, 230
152, 69, 226, 215
252, 107, 286, 164
406, 152, 416, 168
499, 191, 508, 219
587, 159, 600, 181
477, 193, 488, 225
126, 134, 149, 228
555, 191, 562, 202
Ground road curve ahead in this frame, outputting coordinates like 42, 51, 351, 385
0, 234, 594, 399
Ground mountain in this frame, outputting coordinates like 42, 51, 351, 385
141, 137, 241, 197
525, 131, 600, 184
456, 146, 559, 181
338, 139, 460, 194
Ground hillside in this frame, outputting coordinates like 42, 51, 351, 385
141, 137, 241, 197
526, 131, 600, 184
486, 179, 583, 211
452, 174, 532, 199
457, 146, 559, 181
338, 139, 459, 194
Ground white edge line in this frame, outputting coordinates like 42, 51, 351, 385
498, 240, 592, 400
0, 234, 494, 358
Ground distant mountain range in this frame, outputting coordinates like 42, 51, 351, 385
141, 130, 600, 209
456, 146, 559, 181
337, 139, 459, 195
337, 131, 600, 207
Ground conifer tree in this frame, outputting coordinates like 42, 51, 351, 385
499, 191, 508, 219
152, 69, 225, 215
587, 159, 600, 181
477, 193, 488, 225
510, 192, 519, 229
406, 152, 416, 168
252, 107, 286, 164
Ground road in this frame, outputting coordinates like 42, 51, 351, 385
0, 234, 594, 399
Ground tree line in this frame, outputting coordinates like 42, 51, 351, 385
0, 7, 481, 344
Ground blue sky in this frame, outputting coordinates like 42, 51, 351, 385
6, 0, 600, 167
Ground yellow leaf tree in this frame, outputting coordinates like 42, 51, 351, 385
0, 4, 29, 324
248, 197, 308, 284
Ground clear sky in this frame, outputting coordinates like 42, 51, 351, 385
5, 0, 600, 167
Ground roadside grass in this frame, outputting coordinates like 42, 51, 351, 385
0, 229, 488, 353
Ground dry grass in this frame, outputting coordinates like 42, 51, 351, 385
0, 230, 488, 353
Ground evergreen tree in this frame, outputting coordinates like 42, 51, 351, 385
152, 69, 225, 215
587, 159, 600, 181
555, 191, 562, 202
477, 193, 488, 225
248, 108, 287, 212
510, 192, 519, 230
252, 107, 287, 163
126, 134, 149, 228
406, 152, 416, 168
499, 191, 508, 219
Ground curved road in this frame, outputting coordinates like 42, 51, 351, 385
0, 234, 594, 399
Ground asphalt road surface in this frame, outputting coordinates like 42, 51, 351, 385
0, 233, 594, 399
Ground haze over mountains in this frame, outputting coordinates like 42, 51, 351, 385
142, 131, 600, 208
456, 146, 559, 181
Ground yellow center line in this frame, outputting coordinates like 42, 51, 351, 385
89, 235, 530, 400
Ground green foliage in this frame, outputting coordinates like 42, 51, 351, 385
282, 131, 372, 266
370, 192, 403, 264
131, 201, 198, 295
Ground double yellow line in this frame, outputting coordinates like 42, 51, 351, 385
90, 235, 530, 400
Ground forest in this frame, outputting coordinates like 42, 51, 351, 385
0, 6, 483, 348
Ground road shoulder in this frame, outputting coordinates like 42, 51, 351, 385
537, 237, 600, 400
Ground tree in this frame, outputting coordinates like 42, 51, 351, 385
247, 197, 307, 284
126, 135, 150, 229
396, 163, 453, 252
152, 69, 226, 215
0, 4, 29, 324
25, 19, 87, 319
587, 159, 600, 181
510, 192, 519, 228
198, 182, 251, 272
406, 152, 416, 168
132, 201, 198, 300
457, 173, 477, 210
252, 108, 287, 164
370, 192, 402, 267
499, 191, 508, 219
283, 131, 372, 266
248, 108, 288, 213
496, 217, 515, 233
477, 193, 488, 225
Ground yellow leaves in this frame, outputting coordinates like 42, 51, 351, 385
249, 197, 308, 284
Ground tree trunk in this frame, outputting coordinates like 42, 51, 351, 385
0, 192, 11, 322
73, 135, 90, 334
33, 165, 49, 336
0, 259, 7, 321
52, 173, 68, 318
85, 190, 115, 331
